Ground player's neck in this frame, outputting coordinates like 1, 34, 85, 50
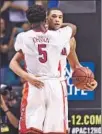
31, 23, 41, 32
48, 27, 57, 31
32, 23, 47, 33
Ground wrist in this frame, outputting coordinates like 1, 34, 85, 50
4, 109, 10, 113
23, 73, 29, 81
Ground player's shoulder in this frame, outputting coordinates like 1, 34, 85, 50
23, 30, 33, 36
57, 26, 72, 33
24, 29, 33, 34
56, 26, 72, 40
17, 30, 33, 38
15, 32, 24, 41
17, 32, 24, 37
47, 26, 72, 35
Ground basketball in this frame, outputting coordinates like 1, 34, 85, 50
72, 67, 94, 86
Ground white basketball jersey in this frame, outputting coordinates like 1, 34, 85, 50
59, 44, 70, 78
14, 26, 72, 78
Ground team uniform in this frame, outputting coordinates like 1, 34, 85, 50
59, 44, 70, 133
14, 26, 72, 134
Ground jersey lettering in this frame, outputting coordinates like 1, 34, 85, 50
38, 44, 47, 63
61, 48, 67, 55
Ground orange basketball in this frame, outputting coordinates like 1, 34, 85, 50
72, 67, 94, 86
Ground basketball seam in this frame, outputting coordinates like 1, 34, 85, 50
72, 67, 94, 86
72, 68, 86, 76
72, 76, 86, 85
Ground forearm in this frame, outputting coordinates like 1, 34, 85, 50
9, 59, 28, 80
67, 37, 81, 70
1, 1, 11, 12
67, 51, 81, 71
10, 3, 25, 11
6, 111, 19, 128
2, 104, 19, 128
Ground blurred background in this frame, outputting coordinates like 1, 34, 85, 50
0, 0, 101, 134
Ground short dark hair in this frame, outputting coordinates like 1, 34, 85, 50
26, 4, 46, 23
47, 7, 62, 16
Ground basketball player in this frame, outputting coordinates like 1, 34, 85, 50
47, 7, 98, 133
9, 5, 77, 134
47, 7, 97, 89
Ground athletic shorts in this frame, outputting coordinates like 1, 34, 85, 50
60, 80, 68, 132
19, 78, 68, 134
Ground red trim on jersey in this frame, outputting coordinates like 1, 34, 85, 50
26, 127, 43, 134
63, 80, 69, 133
19, 127, 43, 134
44, 132, 67, 134
58, 61, 62, 77
20, 82, 29, 133
20, 130, 68, 134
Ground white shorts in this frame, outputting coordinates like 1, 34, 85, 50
19, 78, 68, 134
60, 80, 68, 132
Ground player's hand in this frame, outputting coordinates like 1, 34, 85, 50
84, 79, 98, 90
26, 74, 44, 89
75, 79, 97, 90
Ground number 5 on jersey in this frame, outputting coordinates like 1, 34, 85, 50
38, 44, 47, 63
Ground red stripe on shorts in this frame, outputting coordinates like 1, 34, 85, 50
60, 81, 66, 134
20, 82, 29, 133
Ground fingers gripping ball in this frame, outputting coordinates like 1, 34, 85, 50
72, 67, 94, 86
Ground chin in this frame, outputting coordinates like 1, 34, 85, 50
54, 27, 60, 30
55, 26, 61, 30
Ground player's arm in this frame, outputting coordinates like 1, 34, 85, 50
9, 51, 44, 88
10, 2, 28, 11
9, 33, 27, 79
0, 1, 12, 13
61, 23, 77, 37
68, 37, 97, 90
9, 51, 26, 79
67, 37, 81, 70
9, 33, 44, 89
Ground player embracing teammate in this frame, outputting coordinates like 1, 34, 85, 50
10, 5, 97, 134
